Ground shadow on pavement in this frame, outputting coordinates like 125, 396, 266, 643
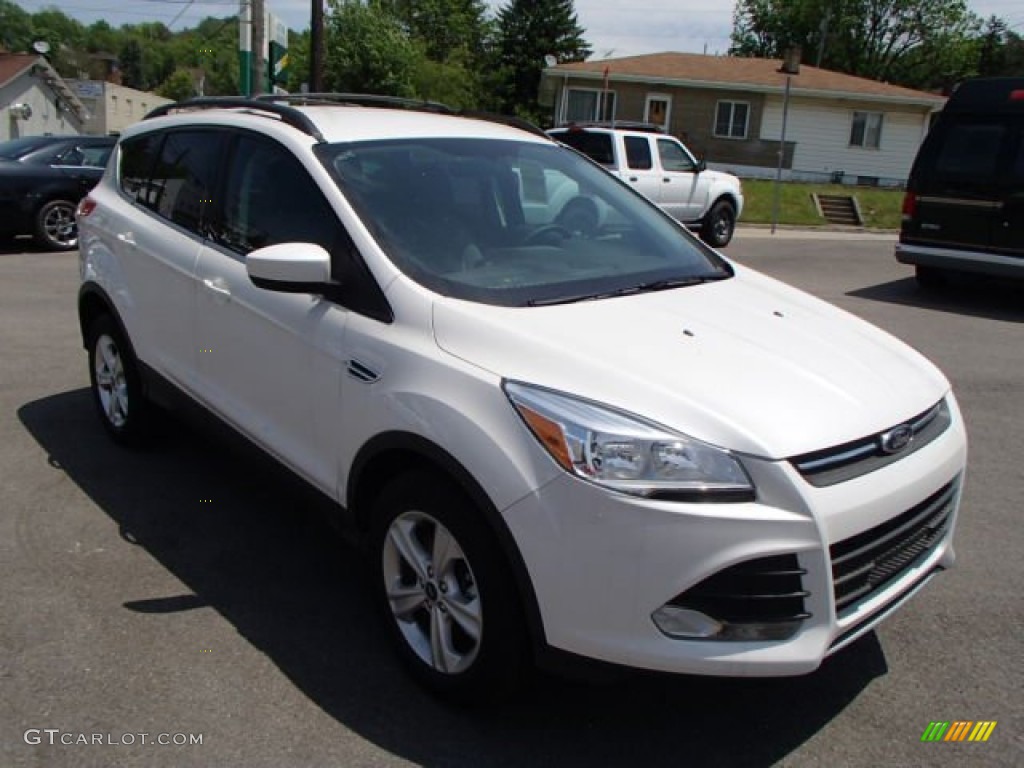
19, 388, 888, 767
849, 274, 1024, 323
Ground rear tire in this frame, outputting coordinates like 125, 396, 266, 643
86, 314, 152, 446
35, 199, 78, 251
369, 470, 529, 702
701, 199, 736, 248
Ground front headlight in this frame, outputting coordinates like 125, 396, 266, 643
504, 381, 753, 501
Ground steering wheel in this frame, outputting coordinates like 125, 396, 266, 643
523, 224, 572, 246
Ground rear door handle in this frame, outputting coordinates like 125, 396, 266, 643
116, 232, 136, 246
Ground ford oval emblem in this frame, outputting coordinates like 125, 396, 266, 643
880, 424, 913, 454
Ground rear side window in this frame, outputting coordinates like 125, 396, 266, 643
555, 131, 615, 167
932, 122, 1006, 179
624, 136, 653, 170
148, 131, 226, 235
119, 133, 163, 206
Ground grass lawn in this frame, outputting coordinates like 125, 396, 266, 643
738, 179, 904, 230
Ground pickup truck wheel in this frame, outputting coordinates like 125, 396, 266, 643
35, 199, 79, 251
87, 314, 151, 446
701, 200, 736, 248
370, 471, 529, 701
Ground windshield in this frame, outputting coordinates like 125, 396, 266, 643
316, 137, 731, 306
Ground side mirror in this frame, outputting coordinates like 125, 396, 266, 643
696, 157, 707, 173
247, 242, 332, 293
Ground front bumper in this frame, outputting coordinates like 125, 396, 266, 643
501, 396, 966, 676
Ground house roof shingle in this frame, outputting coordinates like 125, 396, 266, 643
550, 52, 945, 107
0, 53, 38, 89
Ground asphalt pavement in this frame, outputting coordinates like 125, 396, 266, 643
1, 234, 1021, 767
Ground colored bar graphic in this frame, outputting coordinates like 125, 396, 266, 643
921, 722, 949, 741
921, 721, 996, 742
969, 722, 997, 742
945, 721, 972, 741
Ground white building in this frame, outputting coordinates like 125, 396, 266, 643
1, 53, 87, 140
68, 80, 172, 136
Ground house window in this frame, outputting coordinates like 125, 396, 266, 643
564, 88, 616, 123
714, 101, 749, 139
850, 111, 883, 148
644, 94, 671, 131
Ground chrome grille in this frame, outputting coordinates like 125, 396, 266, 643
831, 480, 957, 618
792, 400, 951, 487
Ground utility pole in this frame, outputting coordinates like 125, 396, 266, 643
252, 0, 266, 95
239, 0, 252, 96
311, 0, 324, 92
816, 11, 831, 68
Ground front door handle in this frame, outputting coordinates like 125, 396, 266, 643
202, 278, 231, 303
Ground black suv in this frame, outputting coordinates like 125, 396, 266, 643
896, 77, 1024, 286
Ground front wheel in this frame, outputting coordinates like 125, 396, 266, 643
370, 471, 529, 701
700, 199, 736, 248
86, 314, 151, 445
35, 199, 78, 250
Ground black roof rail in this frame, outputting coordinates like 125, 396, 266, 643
254, 92, 454, 114
143, 93, 550, 143
143, 97, 326, 142
455, 110, 550, 140
257, 94, 548, 138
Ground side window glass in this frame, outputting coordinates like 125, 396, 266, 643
624, 136, 653, 170
657, 139, 695, 172
220, 136, 342, 255
80, 146, 112, 168
119, 133, 164, 207
149, 131, 225, 235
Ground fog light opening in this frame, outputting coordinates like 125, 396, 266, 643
652, 606, 806, 641
651, 606, 724, 639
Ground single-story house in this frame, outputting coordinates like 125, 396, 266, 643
1, 53, 88, 141
540, 52, 947, 186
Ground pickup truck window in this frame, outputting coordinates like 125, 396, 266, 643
556, 131, 615, 167
624, 136, 653, 170
657, 138, 696, 172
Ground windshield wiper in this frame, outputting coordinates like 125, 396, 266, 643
526, 274, 728, 306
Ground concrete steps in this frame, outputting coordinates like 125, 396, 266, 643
813, 194, 863, 226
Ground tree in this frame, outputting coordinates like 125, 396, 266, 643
383, 0, 489, 62
323, 0, 418, 96
156, 68, 195, 101
730, 0, 981, 89
119, 39, 144, 88
494, 0, 591, 121
0, 0, 34, 53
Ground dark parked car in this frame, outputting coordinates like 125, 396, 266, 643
0, 135, 115, 250
896, 77, 1024, 286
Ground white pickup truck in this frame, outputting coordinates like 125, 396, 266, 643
549, 124, 744, 247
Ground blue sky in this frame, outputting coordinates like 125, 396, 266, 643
9, 0, 1024, 60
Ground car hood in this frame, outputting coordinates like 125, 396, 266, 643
432, 265, 949, 459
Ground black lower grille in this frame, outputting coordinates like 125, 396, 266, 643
831, 481, 956, 617
669, 554, 811, 625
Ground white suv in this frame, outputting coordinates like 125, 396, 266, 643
548, 123, 744, 247
77, 96, 966, 700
